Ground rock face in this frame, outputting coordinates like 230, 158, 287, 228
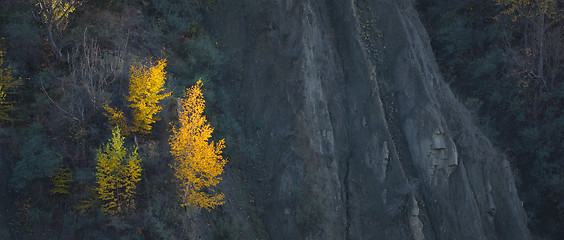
208, 0, 530, 239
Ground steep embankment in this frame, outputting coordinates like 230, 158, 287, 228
207, 0, 530, 239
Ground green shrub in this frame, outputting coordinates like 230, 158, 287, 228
214, 218, 239, 240
10, 124, 61, 190
181, 37, 225, 80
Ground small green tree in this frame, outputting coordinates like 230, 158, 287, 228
95, 126, 142, 216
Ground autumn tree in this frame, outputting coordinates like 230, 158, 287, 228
95, 126, 142, 215
0, 49, 21, 121
103, 105, 131, 136
126, 58, 171, 135
35, 0, 81, 59
50, 164, 72, 195
169, 80, 226, 210
495, 0, 563, 89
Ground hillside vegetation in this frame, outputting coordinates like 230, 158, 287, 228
0, 0, 559, 239
417, 0, 563, 238
0, 0, 257, 239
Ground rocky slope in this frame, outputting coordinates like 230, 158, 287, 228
206, 0, 530, 239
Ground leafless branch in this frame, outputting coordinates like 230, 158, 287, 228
40, 84, 80, 122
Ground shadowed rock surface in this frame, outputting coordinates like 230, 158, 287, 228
206, 0, 531, 239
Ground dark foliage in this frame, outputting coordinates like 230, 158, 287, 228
417, 0, 564, 238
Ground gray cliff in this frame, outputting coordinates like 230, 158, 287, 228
203, 0, 531, 239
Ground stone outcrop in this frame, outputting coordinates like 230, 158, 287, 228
207, 0, 531, 239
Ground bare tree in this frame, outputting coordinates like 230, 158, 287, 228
42, 28, 128, 124
69, 28, 128, 107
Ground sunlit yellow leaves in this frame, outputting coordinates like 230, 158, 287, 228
127, 58, 171, 135
95, 127, 142, 216
103, 105, 132, 136
36, 0, 79, 32
169, 80, 226, 210
103, 57, 170, 136
0, 49, 21, 121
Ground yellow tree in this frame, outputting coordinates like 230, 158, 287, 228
0, 49, 21, 121
103, 105, 131, 136
95, 126, 141, 215
49, 164, 73, 195
127, 58, 171, 135
169, 80, 226, 210
35, 0, 81, 59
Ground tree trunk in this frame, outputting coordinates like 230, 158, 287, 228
537, 1, 547, 90
46, 24, 63, 60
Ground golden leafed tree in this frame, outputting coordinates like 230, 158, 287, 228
0, 49, 21, 121
103, 105, 131, 136
127, 58, 171, 135
35, 0, 81, 59
170, 80, 226, 210
95, 126, 141, 215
